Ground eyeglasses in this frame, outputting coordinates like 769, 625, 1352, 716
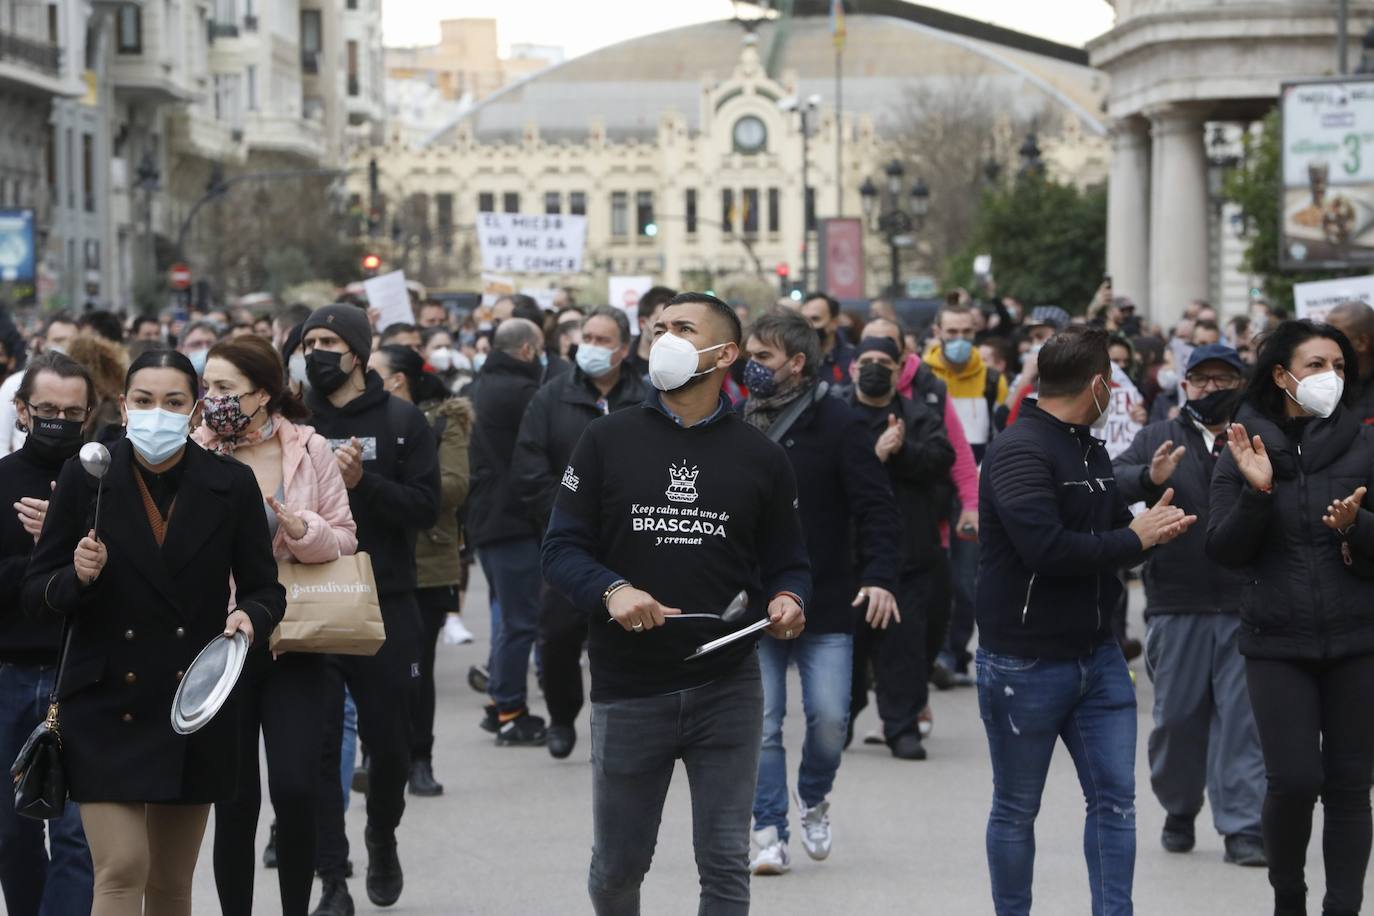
24, 400, 90, 423
1183, 374, 1241, 392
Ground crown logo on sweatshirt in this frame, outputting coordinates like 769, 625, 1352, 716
666, 460, 700, 504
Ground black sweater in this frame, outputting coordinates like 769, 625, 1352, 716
306, 373, 440, 596
0, 445, 66, 664
542, 394, 812, 701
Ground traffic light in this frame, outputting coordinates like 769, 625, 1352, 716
361, 253, 381, 275
775, 263, 789, 296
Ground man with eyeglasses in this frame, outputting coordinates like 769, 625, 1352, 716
1113, 343, 1266, 868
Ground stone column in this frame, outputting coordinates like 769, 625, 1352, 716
1106, 117, 1151, 310
1148, 105, 1211, 329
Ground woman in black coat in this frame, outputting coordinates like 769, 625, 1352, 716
1207, 320, 1374, 916
22, 349, 285, 916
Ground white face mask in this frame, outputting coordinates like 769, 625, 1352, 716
1287, 369, 1344, 418
648, 333, 725, 392
428, 347, 454, 373
288, 352, 308, 387
1091, 375, 1110, 433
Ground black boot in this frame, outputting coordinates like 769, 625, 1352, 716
547, 724, 577, 759
262, 820, 278, 868
310, 878, 354, 916
1161, 814, 1195, 853
408, 758, 444, 797
365, 825, 404, 907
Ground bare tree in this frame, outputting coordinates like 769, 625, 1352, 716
885, 73, 1045, 275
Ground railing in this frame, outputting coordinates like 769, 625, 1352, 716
243, 14, 258, 32
207, 21, 238, 40
301, 50, 318, 74
0, 29, 60, 76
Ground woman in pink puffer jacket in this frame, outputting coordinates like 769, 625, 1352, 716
192, 335, 357, 916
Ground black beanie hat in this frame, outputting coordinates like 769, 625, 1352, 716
302, 304, 372, 362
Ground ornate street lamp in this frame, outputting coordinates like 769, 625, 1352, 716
860, 162, 926, 298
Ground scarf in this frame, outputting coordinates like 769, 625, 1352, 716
743, 379, 808, 433
204, 415, 276, 456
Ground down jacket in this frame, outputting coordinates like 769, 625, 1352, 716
1207, 403, 1374, 660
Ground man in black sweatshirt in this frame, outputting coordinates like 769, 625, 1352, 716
543, 292, 809, 916
975, 326, 1195, 916
301, 304, 440, 915
0, 353, 95, 916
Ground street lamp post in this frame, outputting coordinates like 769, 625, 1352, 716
780, 94, 821, 292
859, 159, 929, 299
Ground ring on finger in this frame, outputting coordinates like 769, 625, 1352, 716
631, 622, 644, 632
784, 629, 793, 638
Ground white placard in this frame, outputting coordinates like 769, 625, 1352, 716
1292, 273, 1374, 322
609, 276, 653, 330
362, 270, 413, 330
1103, 363, 1144, 460
521, 287, 558, 312
480, 273, 515, 307
477, 213, 586, 275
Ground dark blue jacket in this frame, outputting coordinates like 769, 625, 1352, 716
742, 385, 900, 632
819, 335, 857, 387
976, 400, 1144, 659
1113, 415, 1245, 617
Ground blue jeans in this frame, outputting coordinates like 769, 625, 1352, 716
977, 642, 1137, 916
0, 662, 93, 916
479, 538, 543, 713
941, 497, 979, 673
754, 632, 852, 841
341, 689, 358, 812
589, 656, 763, 916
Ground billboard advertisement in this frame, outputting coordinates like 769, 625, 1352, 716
0, 208, 36, 283
1280, 77, 1374, 269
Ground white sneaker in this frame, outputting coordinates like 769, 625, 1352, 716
750, 826, 790, 875
441, 615, 475, 645
796, 796, 832, 861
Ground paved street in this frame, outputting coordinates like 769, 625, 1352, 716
191, 575, 1368, 915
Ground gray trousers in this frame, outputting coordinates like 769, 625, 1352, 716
589, 655, 763, 916
1144, 613, 1264, 838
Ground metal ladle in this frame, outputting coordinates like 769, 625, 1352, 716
78, 442, 111, 536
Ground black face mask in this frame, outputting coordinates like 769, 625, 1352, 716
816, 326, 830, 346
1184, 388, 1240, 427
24, 415, 84, 464
857, 362, 894, 398
306, 350, 351, 396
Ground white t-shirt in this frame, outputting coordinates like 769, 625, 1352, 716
0, 370, 24, 457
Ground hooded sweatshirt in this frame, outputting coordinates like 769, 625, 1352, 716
923, 343, 1008, 459
305, 373, 440, 597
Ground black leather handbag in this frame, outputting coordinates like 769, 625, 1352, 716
10, 626, 73, 820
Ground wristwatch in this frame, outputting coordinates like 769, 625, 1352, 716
602, 579, 631, 610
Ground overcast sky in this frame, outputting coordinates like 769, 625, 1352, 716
381, 1, 1117, 57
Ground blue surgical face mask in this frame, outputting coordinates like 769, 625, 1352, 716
188, 347, 209, 376
942, 338, 974, 365
539, 352, 549, 370
473, 352, 488, 372
576, 344, 616, 378
126, 407, 193, 464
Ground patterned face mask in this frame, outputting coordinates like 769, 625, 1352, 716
202, 392, 262, 439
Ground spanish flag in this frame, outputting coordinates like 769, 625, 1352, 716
831, 0, 846, 51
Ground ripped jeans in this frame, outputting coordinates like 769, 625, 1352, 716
977, 642, 1137, 916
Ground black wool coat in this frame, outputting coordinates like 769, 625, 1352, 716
23, 438, 285, 804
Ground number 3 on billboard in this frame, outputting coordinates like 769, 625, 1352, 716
1344, 134, 1361, 176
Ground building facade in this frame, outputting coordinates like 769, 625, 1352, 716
359, 13, 1108, 299
1090, 0, 1374, 324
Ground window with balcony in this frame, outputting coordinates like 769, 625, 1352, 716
503, 192, 519, 214
245, 65, 258, 111
300, 10, 321, 73
742, 188, 759, 235
768, 188, 780, 234
81, 134, 94, 213
721, 189, 734, 234
116, 5, 142, 54
544, 192, 560, 215
636, 191, 654, 238
436, 193, 453, 231
478, 192, 494, 213
685, 189, 697, 235
347, 41, 359, 96
243, 0, 257, 31
569, 191, 586, 216
210, 0, 238, 37
47, 4, 59, 44
611, 192, 628, 238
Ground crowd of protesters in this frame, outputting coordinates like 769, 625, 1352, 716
0, 278, 1370, 916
